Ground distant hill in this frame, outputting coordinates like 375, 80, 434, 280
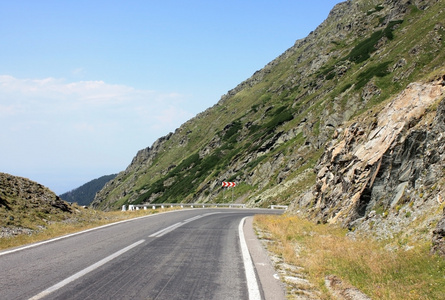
59, 174, 117, 206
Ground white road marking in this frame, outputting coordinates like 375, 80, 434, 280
239, 217, 262, 300
148, 212, 220, 238
149, 222, 183, 237
184, 215, 205, 222
0, 213, 160, 257
28, 239, 145, 300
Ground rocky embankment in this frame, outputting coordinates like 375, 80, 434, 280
309, 77, 445, 253
0, 172, 72, 237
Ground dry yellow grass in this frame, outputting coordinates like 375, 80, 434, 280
0, 208, 173, 251
254, 214, 445, 299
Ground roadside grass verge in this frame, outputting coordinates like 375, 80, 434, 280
254, 214, 445, 299
0, 208, 172, 251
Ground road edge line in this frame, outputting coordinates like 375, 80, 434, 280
239, 216, 262, 300
0, 209, 187, 257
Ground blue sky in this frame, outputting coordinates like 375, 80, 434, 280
0, 0, 342, 194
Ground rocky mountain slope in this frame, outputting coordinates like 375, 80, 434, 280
0, 172, 73, 237
92, 0, 445, 253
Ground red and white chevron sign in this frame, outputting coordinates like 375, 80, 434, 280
222, 182, 236, 187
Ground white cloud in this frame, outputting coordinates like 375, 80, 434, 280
0, 75, 195, 193
0, 75, 191, 130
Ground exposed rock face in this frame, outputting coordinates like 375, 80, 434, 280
431, 96, 445, 256
126, 133, 173, 172
314, 81, 444, 223
312, 79, 445, 251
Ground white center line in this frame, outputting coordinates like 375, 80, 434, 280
28, 239, 145, 300
149, 222, 184, 237
149, 212, 220, 238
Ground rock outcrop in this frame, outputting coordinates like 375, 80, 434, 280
311, 78, 445, 251
1, 172, 72, 237
314, 80, 444, 223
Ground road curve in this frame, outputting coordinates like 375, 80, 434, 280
0, 208, 283, 300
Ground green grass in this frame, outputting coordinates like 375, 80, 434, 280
344, 20, 403, 64
355, 60, 392, 90
263, 111, 294, 132
222, 120, 242, 141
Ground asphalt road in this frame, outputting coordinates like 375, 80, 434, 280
0, 208, 284, 300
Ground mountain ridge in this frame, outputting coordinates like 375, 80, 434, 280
92, 0, 445, 253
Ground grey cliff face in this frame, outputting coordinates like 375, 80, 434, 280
312, 80, 445, 252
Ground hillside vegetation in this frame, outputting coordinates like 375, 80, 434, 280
92, 0, 445, 254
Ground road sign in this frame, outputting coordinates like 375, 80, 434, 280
222, 182, 236, 187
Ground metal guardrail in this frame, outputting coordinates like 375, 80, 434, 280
122, 203, 288, 211
270, 205, 289, 210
